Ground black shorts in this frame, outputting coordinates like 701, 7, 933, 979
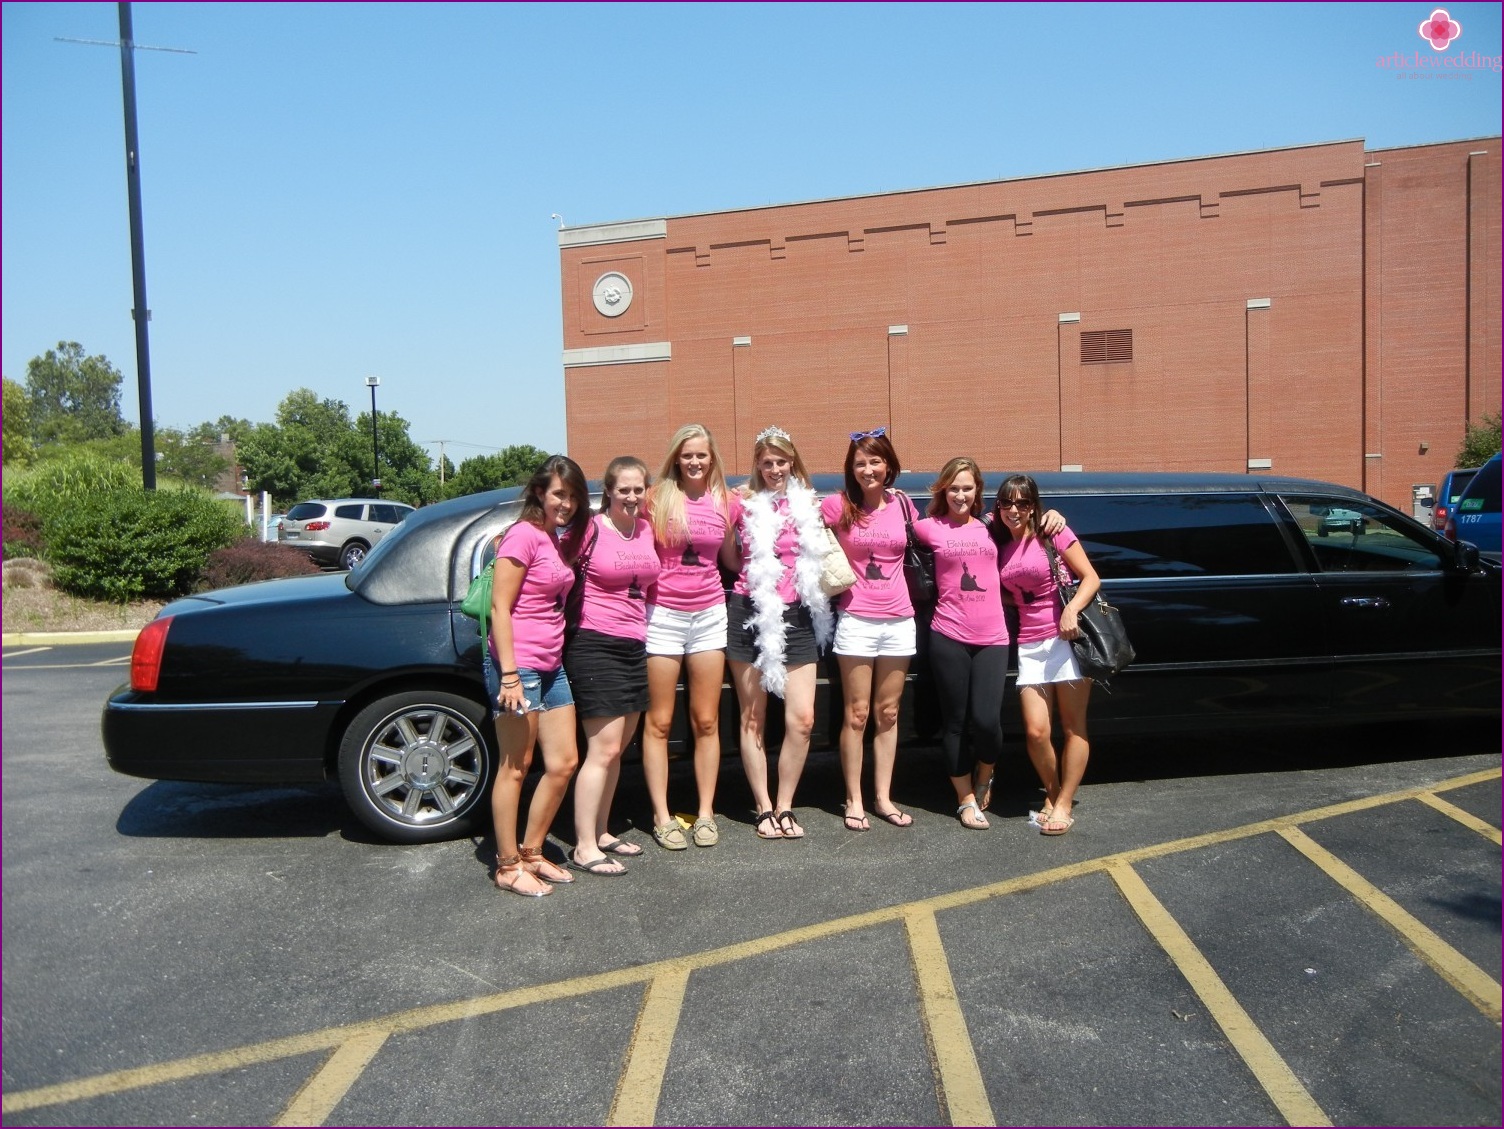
725, 592, 821, 666
563, 629, 648, 719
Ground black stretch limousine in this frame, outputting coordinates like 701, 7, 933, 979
104, 472, 1501, 843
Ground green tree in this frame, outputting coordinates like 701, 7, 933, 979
356, 409, 434, 506
156, 425, 232, 490
1455, 411, 1502, 467
237, 389, 435, 506
239, 390, 363, 502
3, 377, 35, 466
445, 445, 550, 498
25, 342, 128, 445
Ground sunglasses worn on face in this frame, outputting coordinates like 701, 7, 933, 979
998, 499, 1034, 510
849, 426, 887, 442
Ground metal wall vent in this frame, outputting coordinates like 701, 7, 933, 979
1081, 328, 1133, 365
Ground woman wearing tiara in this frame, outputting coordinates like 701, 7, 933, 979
641, 424, 736, 851
725, 426, 834, 841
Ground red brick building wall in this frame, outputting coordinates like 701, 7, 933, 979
559, 138, 1501, 509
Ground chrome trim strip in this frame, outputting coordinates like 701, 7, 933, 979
108, 700, 322, 712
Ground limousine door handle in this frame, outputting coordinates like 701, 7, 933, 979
1340, 596, 1391, 609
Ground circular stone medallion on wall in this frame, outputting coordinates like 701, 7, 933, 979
592, 271, 634, 318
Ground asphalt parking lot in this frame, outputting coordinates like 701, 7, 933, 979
2, 640, 1500, 1127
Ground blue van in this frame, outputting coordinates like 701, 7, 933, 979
1447, 454, 1501, 560
1431, 466, 1480, 531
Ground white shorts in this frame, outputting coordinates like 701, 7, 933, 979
645, 602, 729, 656
833, 612, 917, 659
1016, 635, 1083, 686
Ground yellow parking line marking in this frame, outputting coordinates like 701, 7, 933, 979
1414, 792, 1503, 845
903, 908, 995, 1127
1107, 862, 1331, 1127
273, 1031, 389, 1127
4, 766, 1497, 1117
608, 968, 689, 1126
1277, 826, 1503, 1022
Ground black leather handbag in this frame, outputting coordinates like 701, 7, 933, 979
897, 493, 937, 607
563, 521, 600, 642
1041, 537, 1134, 685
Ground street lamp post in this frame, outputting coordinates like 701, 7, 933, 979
365, 376, 381, 496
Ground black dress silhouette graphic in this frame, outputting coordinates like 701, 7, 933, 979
959, 561, 986, 592
681, 543, 702, 567
627, 575, 644, 600
865, 553, 887, 581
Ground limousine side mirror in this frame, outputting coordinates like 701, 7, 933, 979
1448, 539, 1482, 573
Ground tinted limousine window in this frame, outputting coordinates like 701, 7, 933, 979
1044, 493, 1297, 580
1283, 497, 1447, 574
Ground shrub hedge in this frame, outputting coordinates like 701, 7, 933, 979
200, 540, 322, 590
3, 507, 46, 560
46, 489, 245, 601
2, 452, 140, 525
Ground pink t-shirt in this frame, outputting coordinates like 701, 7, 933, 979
821, 491, 913, 620
912, 515, 1008, 646
650, 492, 729, 612
494, 519, 575, 670
997, 525, 1080, 644
728, 492, 801, 604
578, 514, 662, 641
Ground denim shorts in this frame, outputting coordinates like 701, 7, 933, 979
483, 648, 574, 717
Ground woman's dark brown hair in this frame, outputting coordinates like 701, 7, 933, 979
992, 474, 1043, 541
517, 454, 591, 561
837, 432, 902, 531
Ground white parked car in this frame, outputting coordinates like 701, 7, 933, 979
279, 499, 415, 569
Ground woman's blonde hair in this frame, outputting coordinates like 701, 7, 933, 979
746, 426, 812, 494
928, 456, 984, 518
649, 424, 728, 546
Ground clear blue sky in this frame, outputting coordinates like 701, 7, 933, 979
4, 2, 1500, 470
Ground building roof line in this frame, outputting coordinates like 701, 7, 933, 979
566, 137, 1385, 231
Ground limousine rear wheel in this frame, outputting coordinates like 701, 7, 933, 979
338, 690, 494, 843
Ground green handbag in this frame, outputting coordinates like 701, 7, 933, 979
460, 539, 499, 638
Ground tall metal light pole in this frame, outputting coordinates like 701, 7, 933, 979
366, 376, 381, 496
119, 3, 157, 488
57, 6, 192, 489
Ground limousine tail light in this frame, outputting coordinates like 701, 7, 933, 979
131, 616, 174, 692
303, 520, 332, 531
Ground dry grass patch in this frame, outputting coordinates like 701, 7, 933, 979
2, 560, 165, 634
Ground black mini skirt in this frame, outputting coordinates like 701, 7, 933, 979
725, 592, 820, 666
563, 629, 648, 719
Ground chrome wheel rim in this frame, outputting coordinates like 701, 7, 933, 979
358, 705, 485, 829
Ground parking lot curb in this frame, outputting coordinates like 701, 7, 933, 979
2, 629, 140, 647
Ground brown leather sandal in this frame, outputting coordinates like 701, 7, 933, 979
518, 844, 574, 884
494, 853, 551, 897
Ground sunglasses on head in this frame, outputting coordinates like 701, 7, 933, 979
849, 427, 887, 442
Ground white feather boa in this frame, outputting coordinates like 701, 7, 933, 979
740, 481, 834, 696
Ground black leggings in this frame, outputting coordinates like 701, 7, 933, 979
928, 631, 1007, 779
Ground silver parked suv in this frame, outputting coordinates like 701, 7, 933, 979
280, 498, 415, 569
